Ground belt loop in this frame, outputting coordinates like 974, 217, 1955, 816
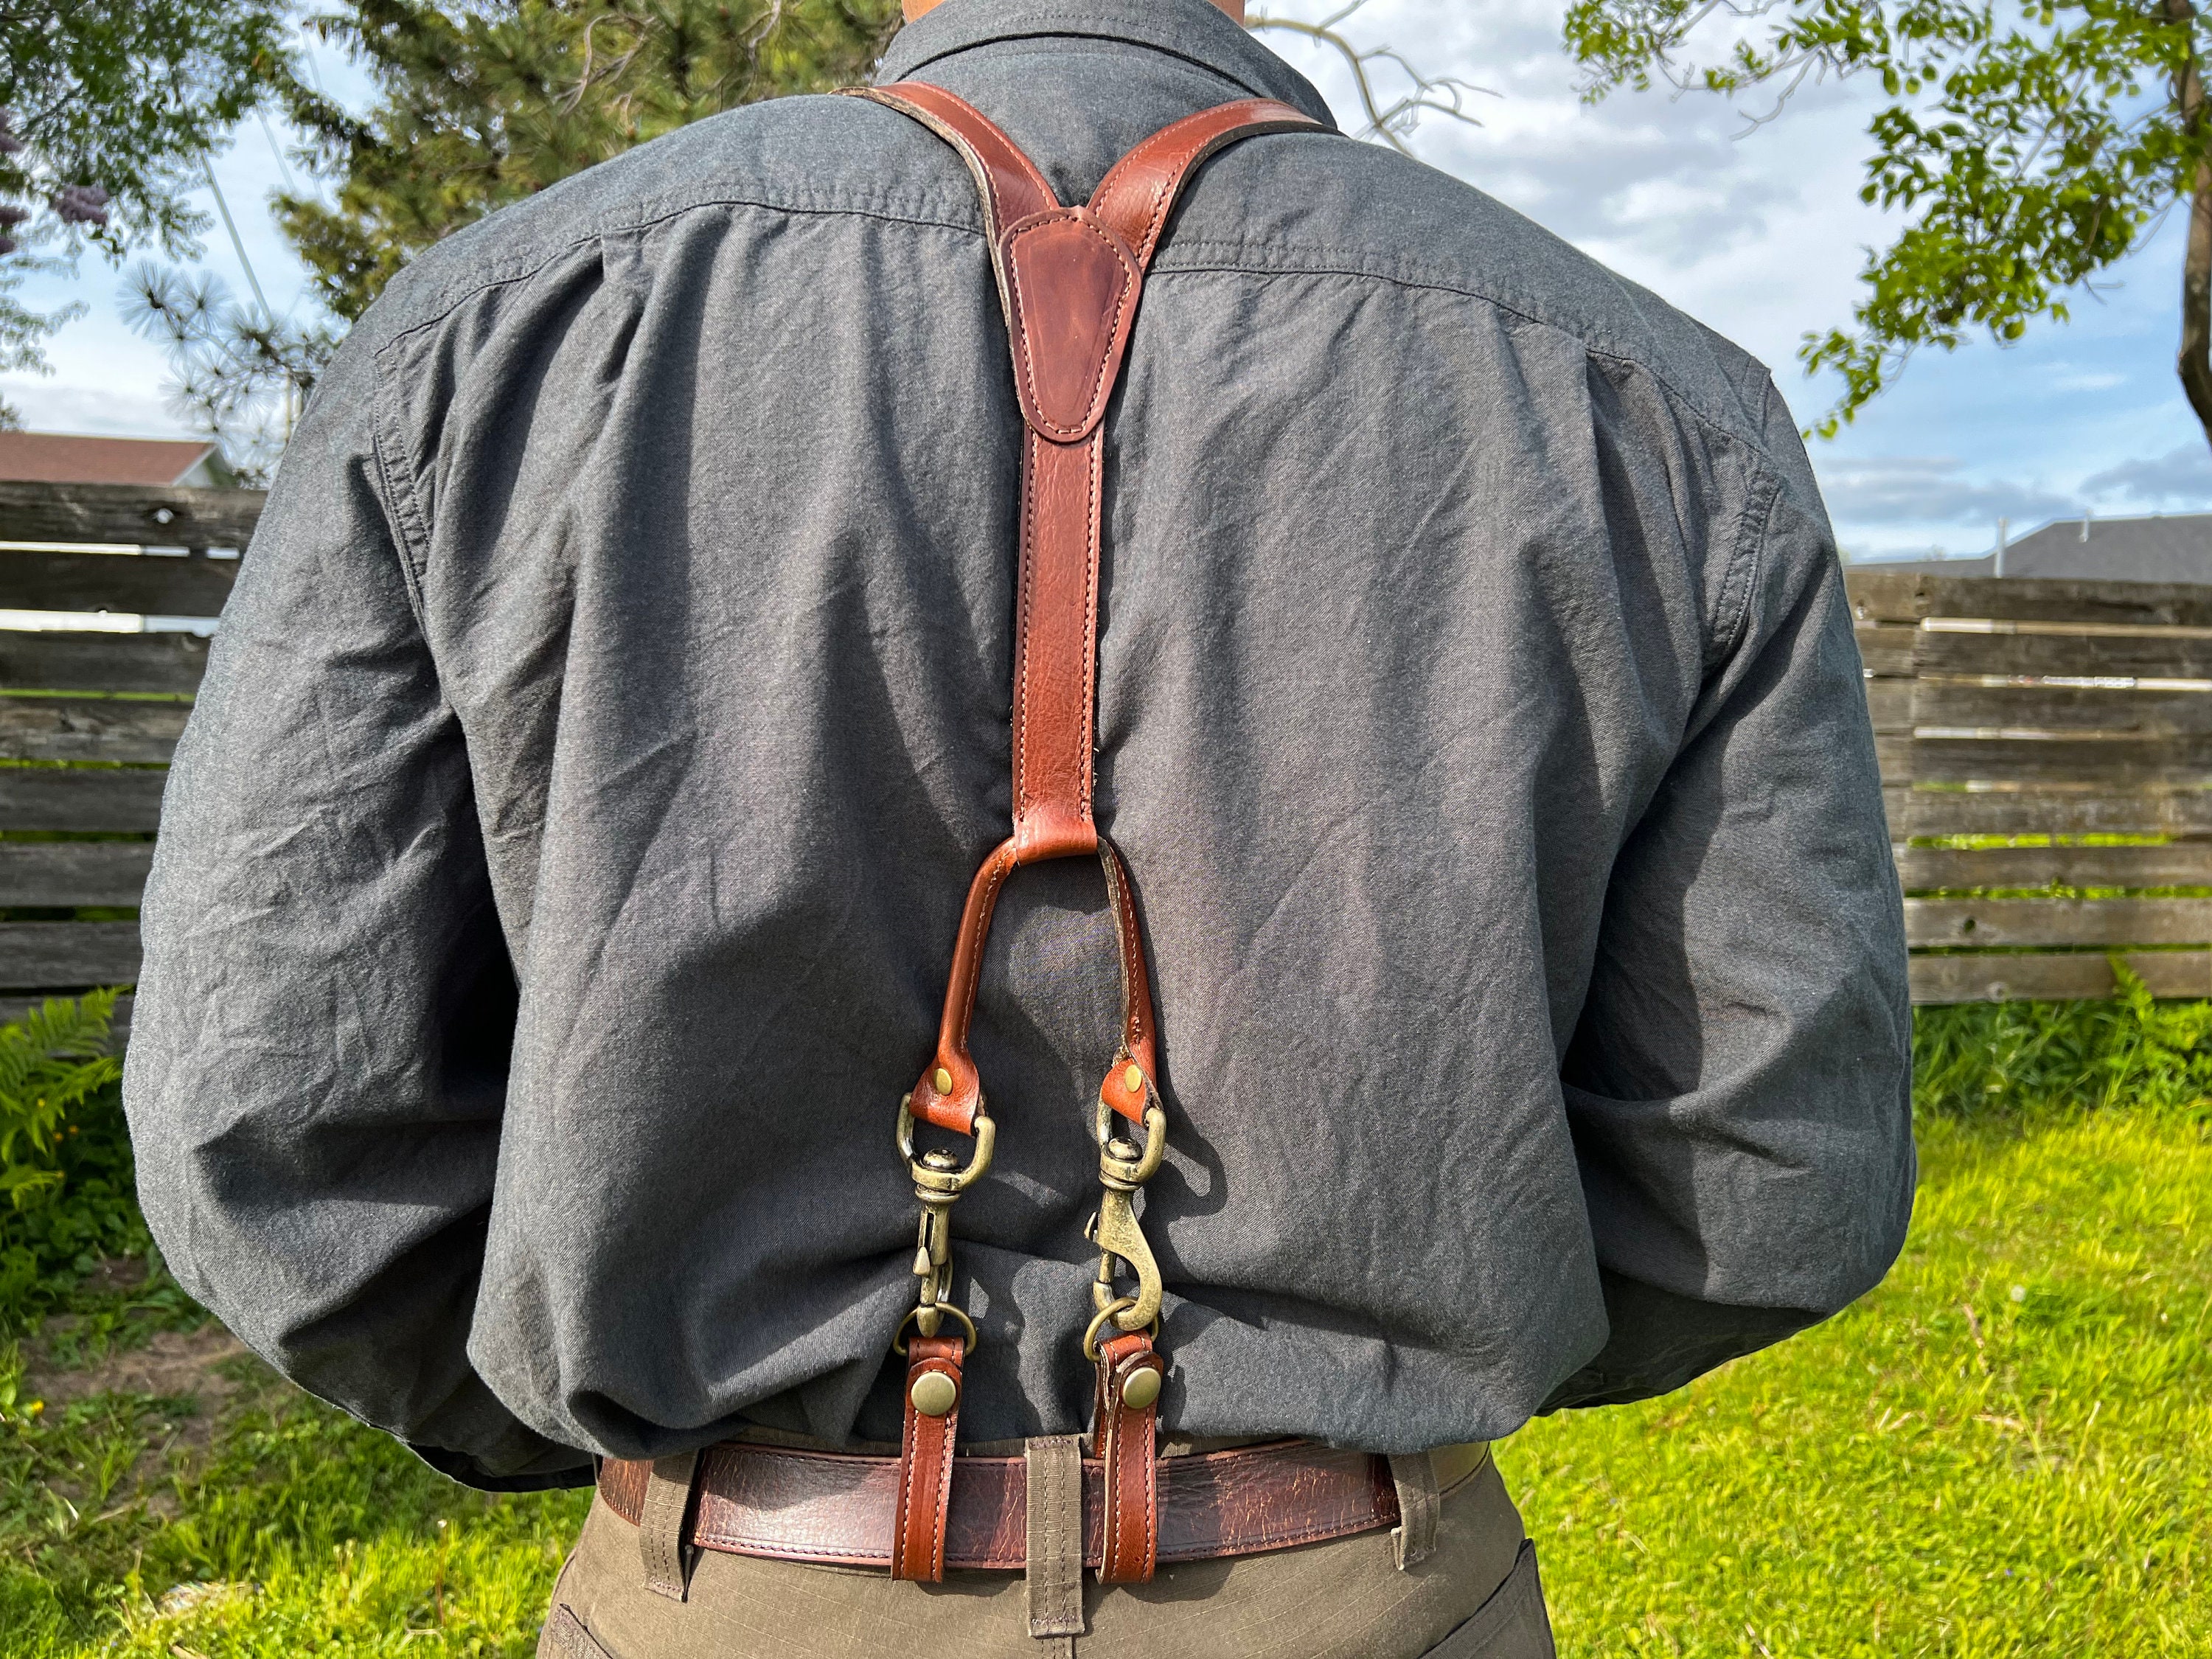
1024, 1436, 1086, 1639
640, 1448, 701, 1601
1387, 1450, 1440, 1571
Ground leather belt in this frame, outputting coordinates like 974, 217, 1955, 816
599, 1439, 1490, 1573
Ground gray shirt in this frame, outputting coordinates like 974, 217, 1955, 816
124, 0, 1913, 1491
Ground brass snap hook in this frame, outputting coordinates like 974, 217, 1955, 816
1086, 1068, 1168, 1337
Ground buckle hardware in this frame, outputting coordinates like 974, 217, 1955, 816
1088, 1074, 1167, 1338
896, 1094, 996, 1343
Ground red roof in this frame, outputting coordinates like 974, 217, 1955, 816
0, 431, 223, 487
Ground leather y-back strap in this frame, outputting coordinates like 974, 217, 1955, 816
849, 80, 1324, 1588
856, 83, 1321, 1140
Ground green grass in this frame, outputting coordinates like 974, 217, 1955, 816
0, 1001, 2206, 1655
1509, 1102, 2210, 1656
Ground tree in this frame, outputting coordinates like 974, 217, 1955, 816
1249, 2, 1492, 154
1565, 0, 2212, 448
0, 0, 291, 423
276, 0, 905, 323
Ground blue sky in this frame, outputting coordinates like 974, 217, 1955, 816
6, 0, 2211, 562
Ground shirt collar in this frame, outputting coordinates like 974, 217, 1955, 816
877, 0, 1338, 128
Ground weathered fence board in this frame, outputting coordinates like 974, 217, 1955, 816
0, 697, 188, 764
1897, 787, 2212, 838
1, 549, 237, 616
1906, 897, 2212, 949
1910, 735, 2212, 787
1914, 629, 2212, 681
1910, 950, 2212, 1004
1911, 681, 2212, 736
1855, 625, 1916, 678
0, 922, 142, 990
0, 842, 155, 907
0, 632, 207, 695
1898, 842, 2212, 892
1850, 570, 2212, 628
1865, 678, 1912, 731
0, 481, 262, 548
0, 768, 167, 832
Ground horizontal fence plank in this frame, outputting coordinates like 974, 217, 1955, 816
0, 768, 166, 832
0, 991, 132, 1037
1876, 732, 1913, 782
1906, 897, 2212, 948
1846, 571, 1921, 625
1866, 678, 1912, 732
1910, 950, 2212, 1004
1899, 842, 2212, 892
1913, 681, 2212, 736
0, 481, 262, 549
0, 921, 140, 990
0, 630, 207, 694
0, 841, 153, 906
1, 548, 236, 616
1916, 629, 2212, 681
0, 697, 187, 763
1855, 624, 1916, 678
1910, 735, 2212, 787
1845, 571, 2212, 629
1902, 787, 2212, 838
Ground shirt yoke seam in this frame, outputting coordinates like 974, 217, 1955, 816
369, 194, 1798, 635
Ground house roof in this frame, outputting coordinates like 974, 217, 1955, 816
0, 431, 229, 488
1854, 513, 2212, 583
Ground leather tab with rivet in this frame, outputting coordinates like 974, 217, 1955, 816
1094, 1329, 1163, 1582
892, 1333, 964, 1581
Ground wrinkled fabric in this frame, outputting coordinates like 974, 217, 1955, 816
124, 0, 1913, 1489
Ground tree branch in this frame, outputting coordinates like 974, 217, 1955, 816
1248, 4, 1493, 154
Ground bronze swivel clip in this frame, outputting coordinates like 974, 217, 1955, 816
1083, 1055, 1166, 1379
895, 1074, 995, 1364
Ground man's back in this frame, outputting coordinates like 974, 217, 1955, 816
125, 0, 1910, 1502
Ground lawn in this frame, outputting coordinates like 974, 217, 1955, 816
0, 999, 2206, 1657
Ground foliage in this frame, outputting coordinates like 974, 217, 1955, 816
0, 993, 147, 1336
1915, 960, 2212, 1119
1562, 0, 2212, 439
120, 264, 336, 486
0, 0, 293, 419
276, 0, 905, 322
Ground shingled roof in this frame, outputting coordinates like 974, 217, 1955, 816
0, 431, 234, 489
1855, 512, 2212, 582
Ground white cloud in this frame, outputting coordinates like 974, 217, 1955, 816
2081, 442, 2212, 507
1818, 455, 2074, 529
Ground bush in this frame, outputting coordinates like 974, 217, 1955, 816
0, 990, 147, 1332
1915, 961, 2212, 1121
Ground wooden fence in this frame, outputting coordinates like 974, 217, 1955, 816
1, 481, 261, 1028
6, 497, 2212, 1019
1853, 566, 2212, 1004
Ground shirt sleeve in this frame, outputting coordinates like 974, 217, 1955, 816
1545, 384, 1916, 1410
121, 332, 589, 1490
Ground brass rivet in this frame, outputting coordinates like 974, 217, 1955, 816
1119, 1366, 1161, 1411
1122, 1063, 1143, 1093
933, 1067, 953, 1096
910, 1371, 959, 1417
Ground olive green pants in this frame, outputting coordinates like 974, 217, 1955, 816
537, 1449, 1554, 1659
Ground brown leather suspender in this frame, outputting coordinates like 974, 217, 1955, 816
848, 82, 1324, 1585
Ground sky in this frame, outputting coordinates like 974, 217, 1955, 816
5, 0, 2211, 563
